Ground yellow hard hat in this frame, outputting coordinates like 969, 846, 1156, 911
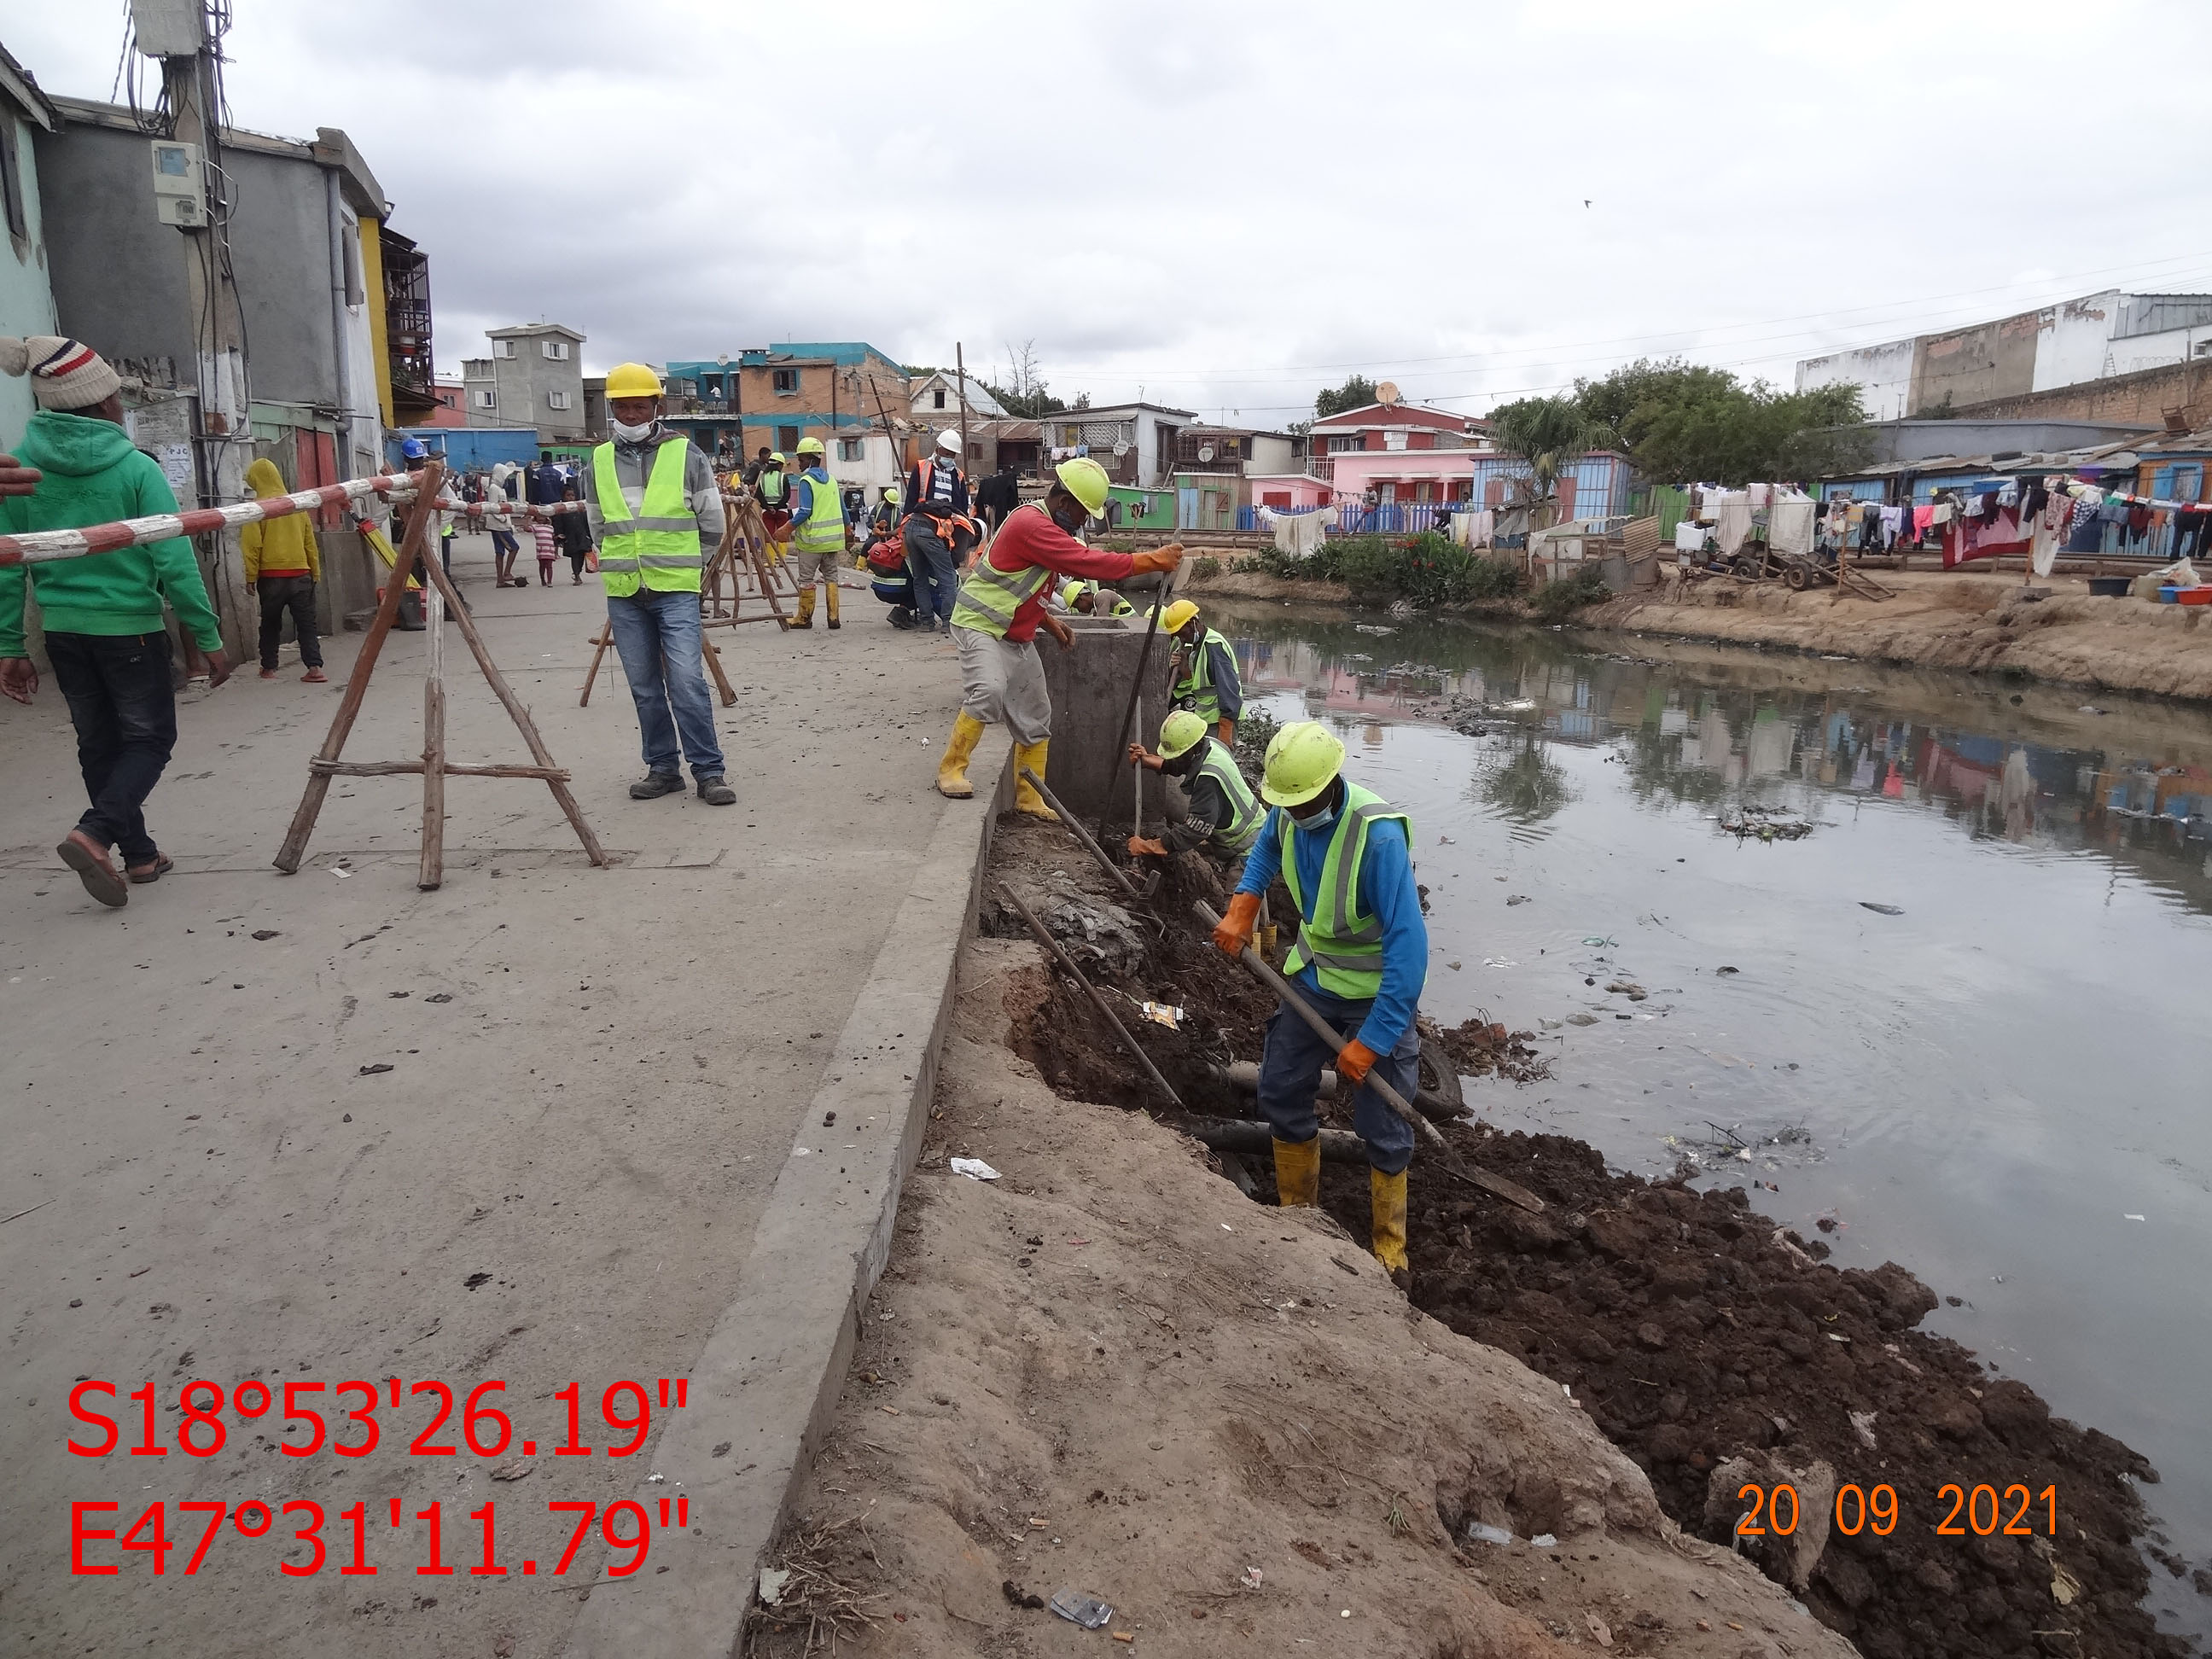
1160, 597, 1200, 635
1260, 720, 1347, 807
767, 451, 785, 465
796, 435, 825, 457
1059, 579, 1088, 609
603, 362, 663, 399
1054, 455, 1110, 518
1158, 709, 1208, 760
882, 486, 899, 500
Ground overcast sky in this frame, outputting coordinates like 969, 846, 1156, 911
11, 0, 2212, 424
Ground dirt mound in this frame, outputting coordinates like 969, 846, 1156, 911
1306, 1126, 2181, 1659
754, 940, 1858, 1658
1437, 1016, 1552, 1085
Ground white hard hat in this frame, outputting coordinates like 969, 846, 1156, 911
935, 428, 961, 455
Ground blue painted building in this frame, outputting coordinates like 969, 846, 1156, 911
663, 342, 911, 491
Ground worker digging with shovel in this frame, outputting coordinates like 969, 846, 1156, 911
1213, 720, 1425, 1288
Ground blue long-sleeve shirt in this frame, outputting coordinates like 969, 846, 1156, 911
1202, 636, 1243, 721
1236, 806, 1425, 1053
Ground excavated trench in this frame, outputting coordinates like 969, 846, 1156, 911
986, 816, 2186, 1659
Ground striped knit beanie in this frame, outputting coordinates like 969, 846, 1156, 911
0, 335, 123, 410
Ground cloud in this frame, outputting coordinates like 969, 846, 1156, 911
9, 0, 2211, 422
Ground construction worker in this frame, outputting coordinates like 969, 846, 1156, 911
934, 456, 1185, 815
1160, 597, 1243, 746
870, 485, 900, 541
1212, 721, 1425, 1288
754, 451, 791, 562
1060, 578, 1135, 619
585, 362, 736, 806
784, 436, 849, 631
902, 428, 975, 633
1126, 709, 1262, 864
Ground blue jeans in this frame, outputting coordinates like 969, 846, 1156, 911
45, 630, 178, 867
1255, 982, 1418, 1175
605, 588, 725, 780
902, 517, 962, 628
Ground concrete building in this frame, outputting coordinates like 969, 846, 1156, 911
461, 322, 586, 443
36, 90, 401, 649
1795, 289, 2212, 421
908, 369, 1006, 427
0, 42, 60, 445
664, 343, 910, 497
425, 375, 465, 428
1041, 401, 1196, 491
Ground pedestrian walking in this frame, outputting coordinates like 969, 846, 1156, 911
585, 363, 734, 806
932, 457, 1183, 814
1213, 722, 1427, 1286
485, 467, 525, 587
240, 457, 324, 683
554, 482, 592, 582
0, 335, 233, 907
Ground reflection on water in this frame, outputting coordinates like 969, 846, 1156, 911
1214, 602, 2212, 1643
1231, 613, 2212, 911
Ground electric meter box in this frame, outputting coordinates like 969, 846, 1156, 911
149, 139, 204, 227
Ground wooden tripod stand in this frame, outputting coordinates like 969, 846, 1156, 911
274, 460, 609, 889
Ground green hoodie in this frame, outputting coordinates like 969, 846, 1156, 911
0, 408, 224, 657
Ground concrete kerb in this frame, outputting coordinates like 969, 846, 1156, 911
562, 731, 1016, 1659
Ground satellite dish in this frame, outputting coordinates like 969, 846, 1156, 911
1197, 443, 1216, 464
716, 353, 730, 366
1377, 381, 1402, 406
1112, 439, 1131, 458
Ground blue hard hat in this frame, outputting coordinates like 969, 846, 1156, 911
401, 437, 428, 460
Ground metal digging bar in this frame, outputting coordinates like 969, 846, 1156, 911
1091, 554, 1180, 849
1019, 765, 1145, 902
1190, 899, 1545, 1214
999, 882, 1183, 1111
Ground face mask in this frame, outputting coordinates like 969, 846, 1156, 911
611, 418, 654, 443
1291, 798, 1338, 835
1049, 497, 1088, 533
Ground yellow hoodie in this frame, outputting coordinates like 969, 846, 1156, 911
241, 457, 321, 581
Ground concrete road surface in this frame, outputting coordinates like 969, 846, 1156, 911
0, 534, 963, 1656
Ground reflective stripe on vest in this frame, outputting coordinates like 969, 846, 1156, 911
1194, 740, 1263, 855
1278, 782, 1413, 999
1173, 627, 1231, 724
949, 503, 1057, 637
791, 472, 845, 555
757, 469, 788, 504
594, 438, 702, 596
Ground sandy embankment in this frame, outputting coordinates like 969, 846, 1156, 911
748, 935, 1850, 1658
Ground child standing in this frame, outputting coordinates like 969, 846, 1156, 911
554, 482, 593, 582
532, 515, 558, 585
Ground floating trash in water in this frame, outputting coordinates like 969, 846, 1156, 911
1481, 957, 1518, 969
1858, 902, 1905, 916
1582, 935, 1618, 948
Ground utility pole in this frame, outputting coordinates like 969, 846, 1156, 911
137, 0, 251, 657
956, 341, 970, 474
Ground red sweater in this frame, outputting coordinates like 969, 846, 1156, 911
987, 505, 1136, 642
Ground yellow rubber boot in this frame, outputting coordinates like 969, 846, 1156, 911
793, 588, 816, 628
825, 582, 841, 629
937, 711, 984, 800
1371, 1167, 1410, 1284
1272, 1136, 1320, 1208
1012, 740, 1057, 818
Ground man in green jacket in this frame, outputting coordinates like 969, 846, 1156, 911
0, 335, 232, 907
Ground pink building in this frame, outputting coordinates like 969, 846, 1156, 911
1311, 399, 1488, 504
1249, 473, 1334, 510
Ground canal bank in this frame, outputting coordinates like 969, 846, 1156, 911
1177, 562, 2212, 706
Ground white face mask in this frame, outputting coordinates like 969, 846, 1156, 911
611, 417, 655, 443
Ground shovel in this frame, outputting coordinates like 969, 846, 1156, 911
1191, 899, 1545, 1214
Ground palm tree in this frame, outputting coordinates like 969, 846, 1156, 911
1486, 396, 1607, 533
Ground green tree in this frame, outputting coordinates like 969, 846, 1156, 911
1625, 381, 1868, 486
1486, 394, 1609, 528
1572, 358, 1738, 451
1314, 374, 1378, 418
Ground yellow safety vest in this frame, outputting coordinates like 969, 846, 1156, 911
950, 503, 1057, 637
756, 468, 788, 504
593, 438, 702, 597
1193, 740, 1264, 855
1279, 782, 1413, 1000
1173, 627, 1232, 725
791, 469, 845, 556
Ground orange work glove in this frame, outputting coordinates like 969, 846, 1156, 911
1216, 717, 1236, 746
1129, 544, 1186, 574
1335, 1039, 1379, 1089
1213, 890, 1262, 958
1126, 835, 1167, 859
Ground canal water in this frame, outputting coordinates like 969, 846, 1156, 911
1208, 600, 2212, 1643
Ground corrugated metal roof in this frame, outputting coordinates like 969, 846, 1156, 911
2112, 294, 2212, 341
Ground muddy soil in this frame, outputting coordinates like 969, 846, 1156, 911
990, 823, 2186, 1659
